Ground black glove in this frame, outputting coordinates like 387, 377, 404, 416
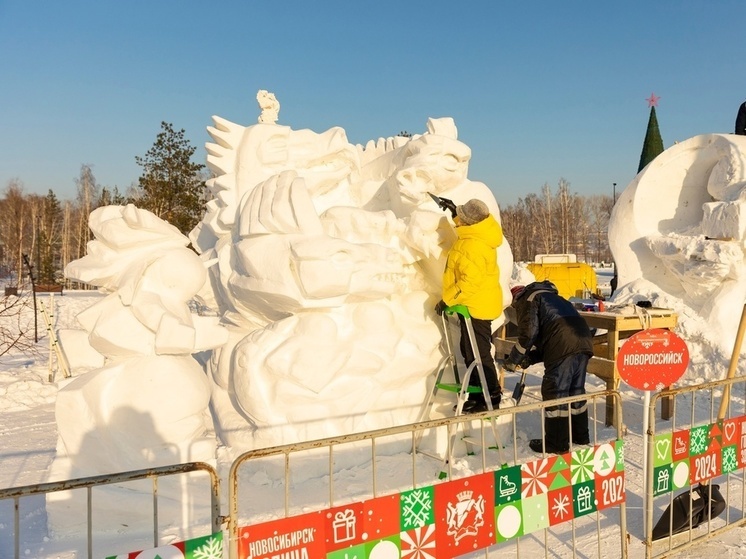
428, 193, 458, 218
503, 360, 519, 373
434, 300, 447, 315
439, 197, 458, 218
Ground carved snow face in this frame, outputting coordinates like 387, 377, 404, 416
392, 134, 471, 205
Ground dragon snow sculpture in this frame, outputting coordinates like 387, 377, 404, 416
189, 91, 514, 450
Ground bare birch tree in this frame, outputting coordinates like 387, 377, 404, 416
0, 180, 32, 286
0, 289, 38, 357
75, 164, 99, 259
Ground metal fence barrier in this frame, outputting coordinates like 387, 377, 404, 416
645, 376, 746, 558
229, 390, 627, 558
0, 392, 628, 558
0, 462, 221, 559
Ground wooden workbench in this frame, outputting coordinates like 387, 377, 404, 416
579, 307, 678, 425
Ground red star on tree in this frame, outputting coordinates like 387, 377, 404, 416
646, 92, 660, 107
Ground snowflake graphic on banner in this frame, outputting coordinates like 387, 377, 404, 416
570, 448, 595, 484
690, 425, 709, 455
723, 446, 739, 474
521, 458, 551, 497
401, 524, 436, 559
552, 493, 571, 521
191, 534, 223, 559
401, 488, 433, 529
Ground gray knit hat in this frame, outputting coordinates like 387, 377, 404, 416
456, 199, 489, 225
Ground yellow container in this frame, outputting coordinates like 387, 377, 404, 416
526, 262, 597, 299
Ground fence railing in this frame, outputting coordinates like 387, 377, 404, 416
228, 390, 627, 558
0, 391, 628, 558
645, 376, 746, 558
0, 462, 221, 559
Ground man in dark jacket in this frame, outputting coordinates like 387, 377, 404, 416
505, 281, 593, 453
736, 100, 746, 135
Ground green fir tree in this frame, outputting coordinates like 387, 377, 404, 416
638, 95, 664, 173
38, 190, 62, 285
135, 121, 206, 234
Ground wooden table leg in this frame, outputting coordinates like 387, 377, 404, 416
605, 378, 615, 427
606, 329, 620, 427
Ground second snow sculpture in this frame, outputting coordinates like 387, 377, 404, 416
609, 133, 746, 353
52, 205, 228, 479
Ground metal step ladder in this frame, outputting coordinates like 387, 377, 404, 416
418, 304, 506, 477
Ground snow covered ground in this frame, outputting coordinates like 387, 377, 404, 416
2, 270, 746, 558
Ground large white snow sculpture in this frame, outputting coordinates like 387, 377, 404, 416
609, 134, 746, 354
51, 205, 228, 481
190, 92, 514, 450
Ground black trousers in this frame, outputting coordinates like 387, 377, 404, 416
541, 353, 590, 448
458, 316, 500, 399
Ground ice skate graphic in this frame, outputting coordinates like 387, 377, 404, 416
446, 491, 485, 543
674, 436, 686, 455
498, 474, 517, 498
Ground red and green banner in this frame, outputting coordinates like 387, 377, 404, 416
238, 441, 625, 558
653, 415, 746, 497
104, 531, 222, 559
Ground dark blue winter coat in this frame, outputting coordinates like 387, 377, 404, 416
508, 280, 593, 369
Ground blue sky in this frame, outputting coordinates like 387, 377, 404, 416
1, 1, 744, 207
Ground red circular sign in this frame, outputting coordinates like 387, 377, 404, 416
616, 328, 689, 390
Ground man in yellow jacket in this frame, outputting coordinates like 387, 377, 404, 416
436, 198, 503, 413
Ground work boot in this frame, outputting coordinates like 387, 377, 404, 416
457, 399, 485, 414
530, 415, 570, 453
571, 409, 590, 445
529, 439, 569, 454
488, 389, 502, 409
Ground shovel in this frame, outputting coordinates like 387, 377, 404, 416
497, 359, 527, 404
512, 369, 527, 404
651, 303, 746, 540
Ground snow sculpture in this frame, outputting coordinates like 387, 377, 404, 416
609, 134, 746, 353
257, 89, 280, 124
190, 91, 514, 450
51, 205, 228, 480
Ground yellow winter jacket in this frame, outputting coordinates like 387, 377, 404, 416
441, 214, 503, 320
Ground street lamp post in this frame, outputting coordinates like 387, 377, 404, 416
609, 182, 620, 296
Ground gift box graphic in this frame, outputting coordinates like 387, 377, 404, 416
333, 508, 357, 543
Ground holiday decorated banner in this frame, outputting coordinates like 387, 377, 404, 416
238, 441, 625, 558
104, 531, 223, 559
652, 414, 746, 497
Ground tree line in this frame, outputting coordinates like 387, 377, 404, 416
1, 122, 615, 289
500, 179, 614, 264
0, 122, 207, 289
